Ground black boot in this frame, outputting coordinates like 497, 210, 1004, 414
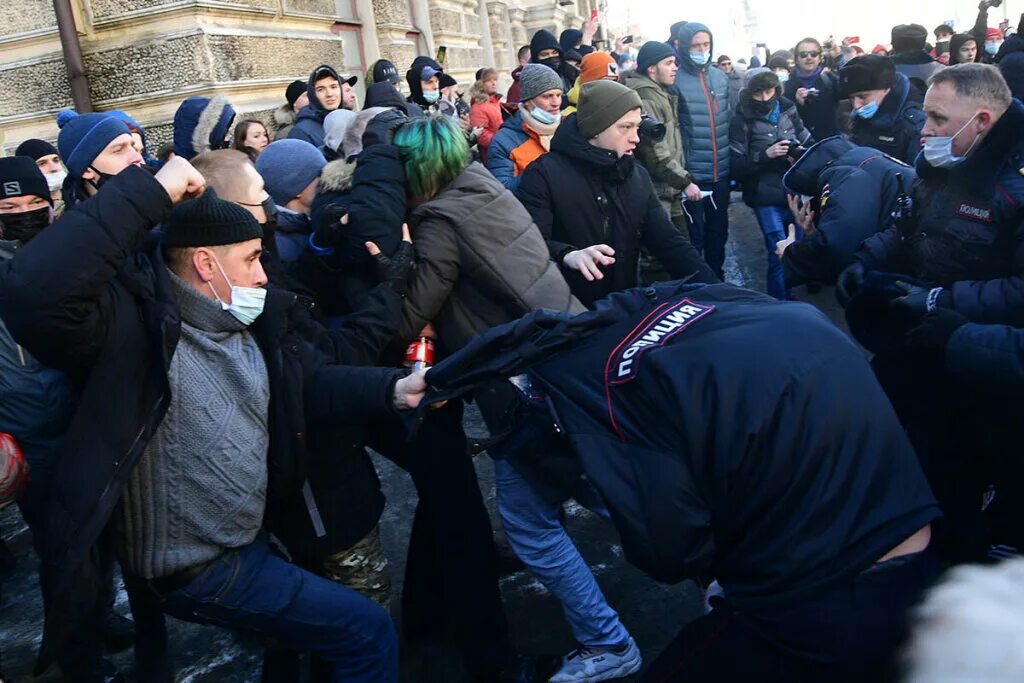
100, 610, 135, 653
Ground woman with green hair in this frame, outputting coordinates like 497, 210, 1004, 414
396, 114, 642, 683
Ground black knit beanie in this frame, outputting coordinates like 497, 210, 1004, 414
162, 188, 263, 248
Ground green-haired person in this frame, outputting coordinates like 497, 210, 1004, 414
396, 113, 645, 683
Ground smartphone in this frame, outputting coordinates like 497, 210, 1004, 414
436, 45, 447, 66
622, 34, 634, 44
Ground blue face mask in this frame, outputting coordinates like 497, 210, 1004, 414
689, 51, 708, 66
854, 100, 879, 119
985, 42, 1000, 55
422, 89, 440, 104
528, 106, 558, 125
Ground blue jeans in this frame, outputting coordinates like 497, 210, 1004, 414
752, 205, 799, 300
683, 178, 731, 279
150, 535, 397, 683
494, 458, 629, 648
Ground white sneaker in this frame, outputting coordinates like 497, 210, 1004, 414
548, 637, 642, 682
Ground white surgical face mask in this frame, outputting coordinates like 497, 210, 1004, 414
422, 89, 440, 104
529, 106, 558, 125
922, 112, 981, 169
46, 169, 67, 193
208, 254, 266, 326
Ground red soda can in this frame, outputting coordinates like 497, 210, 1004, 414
404, 337, 435, 373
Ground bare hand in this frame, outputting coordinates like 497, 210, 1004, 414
795, 87, 809, 106
583, 17, 599, 41
787, 194, 816, 235
393, 370, 428, 410
459, 114, 472, 132
471, 125, 485, 139
154, 157, 205, 203
683, 182, 703, 202
563, 245, 616, 281
765, 141, 791, 159
775, 224, 797, 259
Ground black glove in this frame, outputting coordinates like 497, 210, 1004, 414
372, 240, 414, 295
905, 308, 969, 350
890, 282, 951, 326
836, 262, 866, 308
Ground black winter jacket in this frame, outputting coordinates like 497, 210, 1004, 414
784, 68, 841, 141
848, 73, 926, 165
515, 114, 718, 308
856, 99, 1024, 326
0, 167, 404, 596
729, 92, 812, 207
426, 281, 940, 607
781, 136, 915, 285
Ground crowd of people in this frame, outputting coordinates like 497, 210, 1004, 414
1, 3, 1023, 682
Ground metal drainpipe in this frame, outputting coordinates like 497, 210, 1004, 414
53, 0, 93, 112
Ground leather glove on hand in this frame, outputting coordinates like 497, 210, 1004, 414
905, 308, 969, 350
836, 262, 866, 308
890, 282, 951, 326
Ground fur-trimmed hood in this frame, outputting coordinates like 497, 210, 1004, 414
318, 157, 357, 193
172, 93, 236, 160
274, 104, 296, 128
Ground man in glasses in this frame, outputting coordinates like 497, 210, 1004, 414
783, 37, 841, 140
715, 54, 744, 109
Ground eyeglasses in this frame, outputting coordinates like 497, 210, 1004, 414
798, 51, 821, 58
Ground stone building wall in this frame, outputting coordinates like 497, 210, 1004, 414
0, 0, 596, 154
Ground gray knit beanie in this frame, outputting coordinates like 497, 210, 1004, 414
576, 80, 643, 139
517, 64, 564, 102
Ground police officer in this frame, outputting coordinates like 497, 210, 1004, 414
839, 54, 926, 164
776, 136, 915, 287
838, 63, 1024, 563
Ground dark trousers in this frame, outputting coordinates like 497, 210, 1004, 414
373, 401, 510, 678
683, 178, 730, 279
642, 549, 941, 683
872, 348, 1023, 563
128, 534, 398, 683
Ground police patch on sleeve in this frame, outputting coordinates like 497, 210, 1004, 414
605, 299, 715, 385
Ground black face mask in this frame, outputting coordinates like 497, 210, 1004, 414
752, 94, 779, 115
540, 56, 562, 72
0, 206, 51, 244
85, 165, 116, 192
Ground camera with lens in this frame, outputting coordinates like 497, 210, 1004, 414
805, 87, 820, 101
638, 113, 666, 143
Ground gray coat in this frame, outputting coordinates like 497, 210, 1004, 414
400, 162, 584, 354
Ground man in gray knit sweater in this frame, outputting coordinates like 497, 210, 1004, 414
0, 159, 429, 683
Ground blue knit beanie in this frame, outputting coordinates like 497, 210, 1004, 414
55, 110, 131, 178
172, 94, 236, 160
255, 139, 327, 206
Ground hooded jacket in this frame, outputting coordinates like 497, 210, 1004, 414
399, 162, 583, 352
781, 136, 915, 286
849, 72, 926, 164
424, 281, 940, 606
948, 33, 980, 65
406, 56, 444, 113
289, 64, 344, 148
624, 71, 693, 208
730, 91, 812, 207
783, 67, 841, 140
515, 114, 718, 308
486, 109, 552, 191
469, 93, 503, 162
856, 99, 1024, 326
0, 166, 403, 601
673, 22, 732, 183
